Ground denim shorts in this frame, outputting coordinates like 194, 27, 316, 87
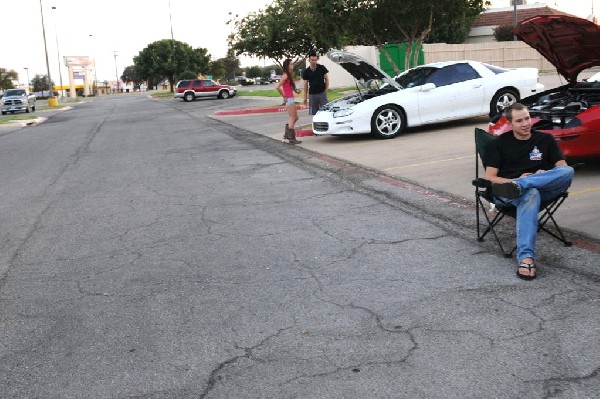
285, 98, 295, 106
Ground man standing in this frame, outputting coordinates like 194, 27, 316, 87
302, 51, 329, 115
485, 103, 574, 280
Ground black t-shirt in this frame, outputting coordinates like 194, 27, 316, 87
486, 130, 564, 179
302, 64, 329, 95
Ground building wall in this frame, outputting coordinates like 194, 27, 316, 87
423, 41, 555, 71
320, 42, 555, 89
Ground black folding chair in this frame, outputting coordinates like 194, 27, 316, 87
472, 127, 574, 258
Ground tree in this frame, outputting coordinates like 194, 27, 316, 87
493, 24, 515, 42
0, 68, 18, 90
221, 49, 240, 81
229, 0, 340, 67
121, 65, 145, 89
31, 74, 54, 94
209, 59, 226, 81
133, 39, 211, 92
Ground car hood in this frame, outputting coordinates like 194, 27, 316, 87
514, 15, 600, 83
327, 50, 401, 89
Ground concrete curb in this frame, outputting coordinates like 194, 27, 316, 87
214, 103, 309, 116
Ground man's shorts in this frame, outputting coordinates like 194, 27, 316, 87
308, 92, 328, 115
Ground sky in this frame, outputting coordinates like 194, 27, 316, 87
1, 0, 270, 86
1, 0, 596, 86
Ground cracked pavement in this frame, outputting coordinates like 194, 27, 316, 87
0, 94, 598, 398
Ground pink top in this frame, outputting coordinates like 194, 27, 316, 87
282, 77, 294, 98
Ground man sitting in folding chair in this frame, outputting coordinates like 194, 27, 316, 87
485, 103, 574, 280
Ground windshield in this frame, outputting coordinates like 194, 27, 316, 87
395, 67, 437, 88
5, 89, 26, 96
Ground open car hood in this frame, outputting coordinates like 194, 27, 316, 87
514, 15, 600, 83
327, 50, 401, 89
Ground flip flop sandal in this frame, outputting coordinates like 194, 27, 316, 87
517, 261, 536, 280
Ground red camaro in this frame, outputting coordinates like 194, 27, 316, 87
489, 15, 600, 159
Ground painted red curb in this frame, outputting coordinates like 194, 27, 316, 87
214, 104, 309, 116
295, 129, 314, 137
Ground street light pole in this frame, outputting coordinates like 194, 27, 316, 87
51, 6, 64, 99
24, 67, 30, 91
39, 0, 54, 98
89, 35, 98, 95
113, 51, 119, 93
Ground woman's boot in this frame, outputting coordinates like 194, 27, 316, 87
290, 129, 302, 144
283, 124, 289, 141
283, 125, 300, 144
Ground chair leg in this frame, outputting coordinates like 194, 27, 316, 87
475, 194, 512, 257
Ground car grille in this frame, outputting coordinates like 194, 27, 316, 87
313, 122, 329, 132
3, 99, 22, 105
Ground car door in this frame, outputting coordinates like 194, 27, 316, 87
418, 63, 485, 123
202, 80, 219, 97
446, 63, 486, 117
192, 80, 204, 96
417, 67, 458, 123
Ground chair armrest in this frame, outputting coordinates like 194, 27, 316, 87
472, 178, 492, 188
571, 162, 585, 172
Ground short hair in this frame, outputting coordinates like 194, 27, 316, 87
308, 51, 318, 59
505, 102, 528, 122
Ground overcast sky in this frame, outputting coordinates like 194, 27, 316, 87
1, 0, 270, 85
1, 0, 595, 86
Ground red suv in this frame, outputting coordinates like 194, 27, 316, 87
174, 79, 236, 102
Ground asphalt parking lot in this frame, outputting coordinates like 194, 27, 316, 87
212, 72, 600, 244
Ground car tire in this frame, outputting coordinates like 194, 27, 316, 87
490, 89, 519, 117
1, 111, 6, 115
183, 92, 195, 102
32, 105, 36, 112
219, 90, 230, 99
371, 105, 405, 139
25, 105, 30, 113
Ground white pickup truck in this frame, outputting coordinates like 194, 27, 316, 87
1, 89, 36, 115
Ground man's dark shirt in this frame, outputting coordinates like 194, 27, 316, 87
302, 64, 328, 95
486, 130, 564, 179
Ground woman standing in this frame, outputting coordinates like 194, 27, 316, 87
277, 59, 301, 144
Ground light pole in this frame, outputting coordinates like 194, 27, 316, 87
113, 51, 120, 93
39, 0, 54, 98
51, 6, 64, 99
89, 34, 98, 95
24, 67, 30, 91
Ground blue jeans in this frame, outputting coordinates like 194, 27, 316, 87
497, 165, 574, 262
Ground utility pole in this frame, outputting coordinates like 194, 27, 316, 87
113, 51, 119, 93
39, 0, 54, 98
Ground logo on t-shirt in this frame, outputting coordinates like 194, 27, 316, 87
530, 146, 543, 161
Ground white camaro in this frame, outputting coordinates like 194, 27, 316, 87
312, 50, 544, 139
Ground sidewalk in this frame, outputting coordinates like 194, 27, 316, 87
211, 97, 600, 249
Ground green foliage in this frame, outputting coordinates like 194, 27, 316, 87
0, 67, 18, 90
493, 24, 516, 42
229, 0, 338, 66
31, 74, 54, 93
178, 71, 198, 80
133, 39, 211, 92
121, 65, 145, 88
209, 59, 226, 80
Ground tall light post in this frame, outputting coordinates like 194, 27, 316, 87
24, 67, 30, 91
113, 51, 120, 93
39, 0, 54, 98
51, 6, 64, 99
89, 35, 98, 95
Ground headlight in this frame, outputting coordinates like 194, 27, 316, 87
333, 108, 354, 118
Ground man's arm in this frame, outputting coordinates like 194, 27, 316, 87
555, 160, 567, 167
484, 166, 513, 184
303, 80, 309, 104
324, 73, 329, 92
